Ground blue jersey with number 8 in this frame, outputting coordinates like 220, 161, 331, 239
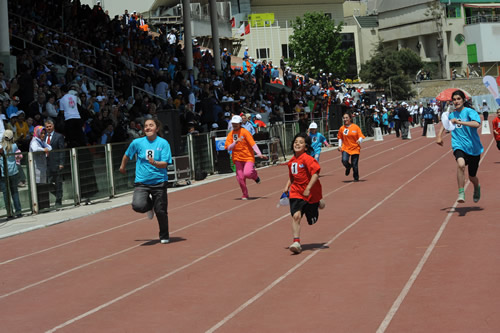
125, 136, 172, 184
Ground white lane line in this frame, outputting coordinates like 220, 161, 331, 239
0, 196, 273, 299
0, 134, 411, 265
44, 213, 291, 333
45, 137, 438, 332
206, 141, 449, 332
376, 138, 495, 333
1, 136, 432, 300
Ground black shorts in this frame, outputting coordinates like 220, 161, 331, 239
290, 198, 319, 225
453, 149, 480, 177
496, 140, 500, 151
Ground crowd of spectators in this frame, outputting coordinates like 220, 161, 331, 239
2, 0, 397, 157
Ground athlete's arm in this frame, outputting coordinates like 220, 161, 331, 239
450, 118, 480, 128
436, 125, 446, 146
283, 178, 291, 194
119, 155, 130, 174
303, 172, 319, 197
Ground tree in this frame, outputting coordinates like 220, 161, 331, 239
288, 12, 353, 77
359, 41, 423, 100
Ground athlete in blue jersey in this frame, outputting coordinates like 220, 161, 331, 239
436, 90, 483, 204
307, 122, 330, 161
120, 119, 173, 243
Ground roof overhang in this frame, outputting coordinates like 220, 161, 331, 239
463, 3, 500, 8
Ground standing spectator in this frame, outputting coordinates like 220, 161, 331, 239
45, 120, 65, 207
481, 100, 490, 121
60, 86, 85, 148
29, 125, 52, 210
0, 130, 22, 218
398, 102, 411, 139
422, 103, 435, 136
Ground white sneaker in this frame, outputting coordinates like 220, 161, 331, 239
160, 239, 170, 244
289, 241, 302, 254
147, 209, 154, 219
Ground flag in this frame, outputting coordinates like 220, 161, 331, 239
230, 17, 235, 28
238, 22, 250, 36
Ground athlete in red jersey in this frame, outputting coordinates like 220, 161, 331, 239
282, 133, 325, 254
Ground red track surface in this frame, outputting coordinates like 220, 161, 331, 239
0, 127, 498, 332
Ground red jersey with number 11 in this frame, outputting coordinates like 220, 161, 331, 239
288, 152, 322, 203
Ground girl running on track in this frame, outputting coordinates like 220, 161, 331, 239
119, 119, 173, 244
307, 122, 330, 161
283, 133, 325, 254
492, 108, 500, 150
337, 113, 365, 182
225, 115, 267, 200
436, 90, 483, 203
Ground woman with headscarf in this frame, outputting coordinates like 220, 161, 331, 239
0, 130, 23, 218
29, 125, 52, 210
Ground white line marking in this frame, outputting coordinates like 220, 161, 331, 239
205, 140, 448, 332
0, 135, 412, 265
45, 137, 437, 332
376, 138, 495, 333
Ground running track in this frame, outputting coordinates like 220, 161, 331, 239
0, 126, 498, 332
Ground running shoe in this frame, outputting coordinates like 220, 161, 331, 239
345, 166, 351, 176
255, 177, 261, 184
160, 239, 170, 244
241, 197, 248, 200
457, 192, 465, 203
289, 241, 302, 254
473, 185, 481, 203
147, 209, 155, 219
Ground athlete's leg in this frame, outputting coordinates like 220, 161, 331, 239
456, 157, 466, 189
234, 161, 249, 198
131, 184, 152, 213
242, 161, 258, 181
351, 154, 360, 180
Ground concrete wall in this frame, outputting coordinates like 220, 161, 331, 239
250, 4, 344, 25
464, 22, 500, 63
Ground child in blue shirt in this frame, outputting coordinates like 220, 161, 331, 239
307, 122, 330, 161
120, 119, 173, 243
436, 90, 483, 204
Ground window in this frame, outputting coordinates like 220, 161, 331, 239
324, 13, 332, 20
256, 48, 270, 59
281, 44, 294, 59
446, 4, 461, 18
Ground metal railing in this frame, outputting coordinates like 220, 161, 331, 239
466, 14, 500, 25
0, 117, 356, 218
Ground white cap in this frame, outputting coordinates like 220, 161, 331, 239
255, 114, 262, 119
211, 123, 219, 129
309, 122, 318, 129
483, 99, 486, 103
231, 115, 242, 123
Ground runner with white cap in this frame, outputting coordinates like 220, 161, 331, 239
307, 122, 330, 161
225, 115, 267, 200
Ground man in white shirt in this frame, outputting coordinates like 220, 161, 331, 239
59, 86, 85, 147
